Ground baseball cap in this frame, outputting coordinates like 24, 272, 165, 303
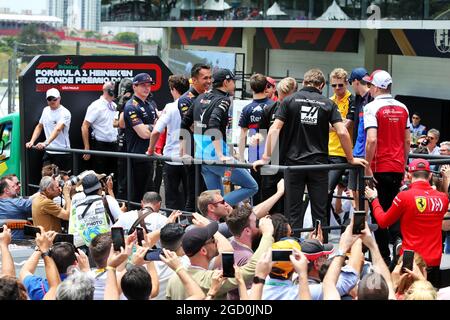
81, 173, 102, 194
133, 73, 155, 85
266, 77, 276, 87
46, 88, 60, 99
182, 222, 218, 257
408, 158, 431, 173
363, 70, 392, 89
160, 223, 185, 252
348, 67, 369, 83
301, 239, 334, 261
212, 68, 239, 84
270, 239, 301, 279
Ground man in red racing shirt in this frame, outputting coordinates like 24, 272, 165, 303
365, 158, 448, 288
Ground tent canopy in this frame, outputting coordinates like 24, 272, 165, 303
176, 0, 202, 10
267, 2, 287, 16
316, 0, 350, 20
202, 0, 231, 11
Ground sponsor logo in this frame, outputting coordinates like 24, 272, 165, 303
434, 29, 450, 54
300, 106, 319, 125
415, 197, 427, 213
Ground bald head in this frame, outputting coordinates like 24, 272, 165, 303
102, 81, 115, 101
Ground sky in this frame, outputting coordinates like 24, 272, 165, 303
0, 0, 47, 15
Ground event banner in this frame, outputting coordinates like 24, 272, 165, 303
171, 27, 243, 47
255, 28, 359, 52
378, 29, 450, 58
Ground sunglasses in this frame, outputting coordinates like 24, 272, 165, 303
331, 84, 344, 88
427, 136, 435, 140
47, 97, 58, 102
212, 199, 226, 206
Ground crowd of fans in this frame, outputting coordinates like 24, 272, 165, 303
1, 61, 450, 301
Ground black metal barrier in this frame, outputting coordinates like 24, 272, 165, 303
29, 148, 450, 236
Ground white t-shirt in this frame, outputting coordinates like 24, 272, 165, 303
84, 96, 118, 143
39, 105, 71, 154
113, 209, 167, 246
154, 255, 190, 300
153, 100, 182, 165
69, 194, 122, 247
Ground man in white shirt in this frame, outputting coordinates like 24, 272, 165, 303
26, 88, 72, 171
147, 75, 190, 211
113, 191, 167, 240
81, 81, 119, 177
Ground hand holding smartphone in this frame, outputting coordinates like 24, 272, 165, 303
54, 233, 74, 245
352, 211, 366, 234
136, 227, 145, 246
111, 227, 125, 251
221, 252, 235, 277
402, 250, 414, 273
23, 225, 41, 238
144, 248, 165, 261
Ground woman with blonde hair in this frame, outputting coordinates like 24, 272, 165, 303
404, 280, 437, 300
391, 251, 429, 300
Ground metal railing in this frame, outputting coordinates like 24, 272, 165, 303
28, 147, 450, 236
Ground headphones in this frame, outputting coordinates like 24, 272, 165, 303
106, 87, 115, 97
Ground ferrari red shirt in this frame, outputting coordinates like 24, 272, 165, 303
371, 180, 448, 267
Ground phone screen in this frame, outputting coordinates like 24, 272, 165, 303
23, 225, 41, 238
111, 227, 125, 251
314, 220, 321, 236
0, 226, 3, 233
272, 249, 292, 261
402, 250, 414, 272
54, 233, 74, 245
136, 227, 145, 246
222, 252, 235, 277
144, 248, 164, 261
352, 211, 366, 234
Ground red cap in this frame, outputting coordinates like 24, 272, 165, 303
408, 158, 430, 172
266, 77, 276, 87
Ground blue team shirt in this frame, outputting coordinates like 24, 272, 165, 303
238, 98, 271, 162
0, 197, 32, 239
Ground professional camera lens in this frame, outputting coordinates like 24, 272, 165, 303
68, 175, 80, 186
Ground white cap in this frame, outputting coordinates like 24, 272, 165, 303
46, 88, 60, 99
363, 70, 392, 89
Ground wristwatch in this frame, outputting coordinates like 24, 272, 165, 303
368, 195, 377, 203
335, 248, 346, 258
253, 276, 266, 285
41, 250, 50, 258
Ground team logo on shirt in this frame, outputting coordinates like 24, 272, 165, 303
415, 197, 427, 213
300, 106, 319, 125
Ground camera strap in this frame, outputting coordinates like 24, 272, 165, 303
128, 208, 153, 235
102, 196, 116, 225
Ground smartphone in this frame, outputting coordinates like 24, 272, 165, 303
402, 250, 414, 272
136, 227, 145, 246
111, 227, 125, 251
0, 226, 3, 233
54, 233, 74, 245
144, 248, 165, 261
314, 219, 321, 236
364, 177, 374, 189
272, 249, 293, 261
222, 252, 235, 278
352, 211, 366, 234
24, 225, 41, 238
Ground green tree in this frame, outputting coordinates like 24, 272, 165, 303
0, 36, 16, 54
16, 24, 60, 55
114, 32, 139, 43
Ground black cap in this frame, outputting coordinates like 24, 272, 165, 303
182, 222, 218, 257
212, 68, 239, 84
133, 73, 155, 85
301, 239, 334, 261
81, 174, 101, 194
160, 223, 185, 252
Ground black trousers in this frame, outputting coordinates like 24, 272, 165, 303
326, 156, 348, 225
91, 140, 118, 176
251, 169, 263, 205
131, 160, 155, 203
42, 152, 72, 172
163, 162, 196, 211
261, 172, 284, 214
154, 160, 164, 194
371, 172, 403, 265
286, 159, 328, 240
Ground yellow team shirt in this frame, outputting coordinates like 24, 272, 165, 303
329, 90, 352, 157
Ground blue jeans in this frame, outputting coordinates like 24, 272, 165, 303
445, 234, 450, 254
201, 164, 258, 206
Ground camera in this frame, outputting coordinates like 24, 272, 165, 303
420, 137, 429, 147
68, 175, 81, 186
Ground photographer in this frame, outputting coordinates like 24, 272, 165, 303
69, 173, 122, 251
32, 176, 71, 233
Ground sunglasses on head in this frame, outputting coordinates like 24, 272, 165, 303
331, 83, 344, 88
47, 96, 58, 102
